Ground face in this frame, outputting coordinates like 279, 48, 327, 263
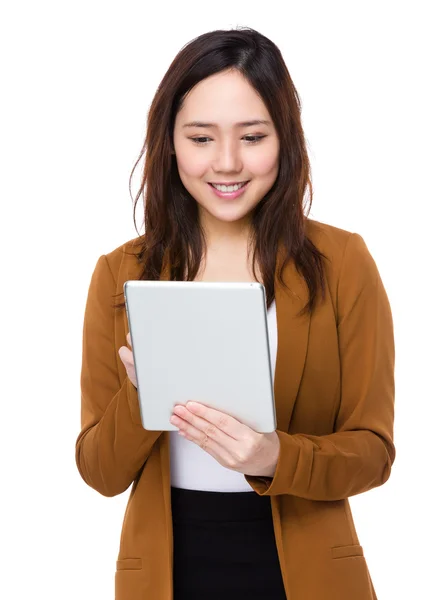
173, 69, 280, 235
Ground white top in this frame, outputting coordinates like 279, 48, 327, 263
169, 299, 278, 492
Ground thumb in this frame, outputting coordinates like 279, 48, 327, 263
118, 346, 129, 363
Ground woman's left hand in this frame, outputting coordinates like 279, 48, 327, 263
170, 401, 280, 477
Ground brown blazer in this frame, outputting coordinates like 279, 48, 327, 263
75, 218, 395, 600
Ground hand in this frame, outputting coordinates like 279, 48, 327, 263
118, 332, 137, 388
170, 402, 280, 478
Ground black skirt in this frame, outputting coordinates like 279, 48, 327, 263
171, 487, 287, 600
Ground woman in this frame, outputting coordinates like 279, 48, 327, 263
75, 27, 395, 600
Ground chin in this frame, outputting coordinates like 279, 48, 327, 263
194, 192, 260, 223
204, 204, 256, 223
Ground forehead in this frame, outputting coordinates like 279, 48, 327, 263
176, 70, 271, 125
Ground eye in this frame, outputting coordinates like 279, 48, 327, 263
190, 135, 267, 145
191, 136, 211, 145
243, 135, 266, 144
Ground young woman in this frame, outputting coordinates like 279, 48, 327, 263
75, 27, 395, 600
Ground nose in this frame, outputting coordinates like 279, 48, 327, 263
212, 139, 243, 174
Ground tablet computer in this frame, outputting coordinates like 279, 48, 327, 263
123, 280, 276, 433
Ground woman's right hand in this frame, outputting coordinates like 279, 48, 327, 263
118, 332, 138, 388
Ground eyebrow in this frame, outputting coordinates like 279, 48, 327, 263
182, 119, 271, 129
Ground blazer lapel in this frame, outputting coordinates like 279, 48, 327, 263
273, 250, 311, 432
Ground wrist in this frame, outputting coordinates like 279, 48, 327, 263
260, 431, 280, 477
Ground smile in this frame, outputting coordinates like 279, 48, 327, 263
209, 181, 249, 192
208, 180, 250, 200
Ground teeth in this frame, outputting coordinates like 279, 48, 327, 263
211, 182, 247, 192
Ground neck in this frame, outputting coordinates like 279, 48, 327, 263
199, 209, 253, 253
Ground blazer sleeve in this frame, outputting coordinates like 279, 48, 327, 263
245, 233, 396, 501
75, 254, 162, 497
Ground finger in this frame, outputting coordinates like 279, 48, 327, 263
172, 406, 238, 448
184, 402, 248, 440
172, 414, 231, 459
118, 346, 133, 365
127, 332, 132, 347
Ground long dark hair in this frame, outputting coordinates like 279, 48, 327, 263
115, 27, 327, 315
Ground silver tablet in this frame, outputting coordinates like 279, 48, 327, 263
123, 280, 276, 433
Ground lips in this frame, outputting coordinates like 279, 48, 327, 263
208, 180, 250, 199
209, 181, 249, 186
208, 181, 250, 192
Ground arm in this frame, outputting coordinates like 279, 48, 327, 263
75, 254, 162, 497
245, 233, 396, 500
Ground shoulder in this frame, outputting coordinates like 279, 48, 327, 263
100, 235, 145, 283
306, 217, 373, 264
305, 218, 380, 291
305, 218, 353, 258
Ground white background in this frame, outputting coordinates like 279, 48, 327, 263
1, 1, 439, 598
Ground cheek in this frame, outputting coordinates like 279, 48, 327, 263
247, 147, 279, 177
175, 146, 208, 179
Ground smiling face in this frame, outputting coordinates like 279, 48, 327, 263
173, 69, 280, 238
